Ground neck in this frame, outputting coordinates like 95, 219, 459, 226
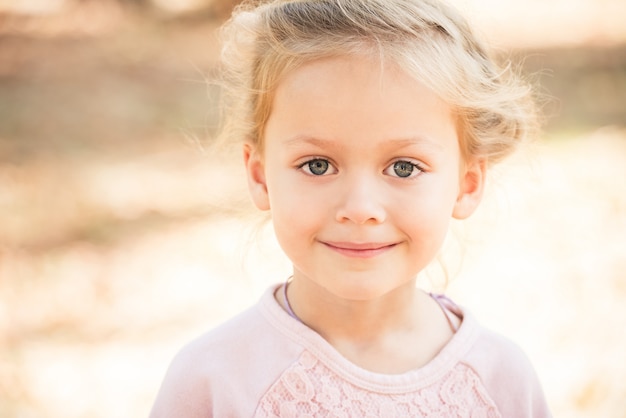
285, 276, 423, 343
279, 274, 458, 374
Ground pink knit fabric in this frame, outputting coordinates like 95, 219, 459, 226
257, 350, 499, 417
149, 285, 551, 418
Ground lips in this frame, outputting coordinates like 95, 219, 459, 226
321, 241, 397, 258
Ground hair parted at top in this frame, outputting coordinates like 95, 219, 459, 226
217, 0, 538, 164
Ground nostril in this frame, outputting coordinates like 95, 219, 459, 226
335, 187, 386, 225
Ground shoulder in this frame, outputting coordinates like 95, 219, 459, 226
466, 324, 532, 373
149, 305, 266, 417
149, 287, 305, 417
461, 316, 551, 417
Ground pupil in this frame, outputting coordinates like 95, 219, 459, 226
309, 160, 329, 175
394, 161, 413, 177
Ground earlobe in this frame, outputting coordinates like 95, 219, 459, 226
452, 158, 487, 220
243, 143, 270, 211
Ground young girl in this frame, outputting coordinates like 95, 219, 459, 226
150, 0, 551, 416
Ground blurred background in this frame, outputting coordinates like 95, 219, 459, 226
0, 0, 625, 416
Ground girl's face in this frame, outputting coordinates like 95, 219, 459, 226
245, 54, 485, 302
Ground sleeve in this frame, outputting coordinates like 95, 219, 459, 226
464, 329, 552, 418
147, 298, 307, 417
149, 342, 214, 418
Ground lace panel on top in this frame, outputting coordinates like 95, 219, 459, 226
256, 350, 500, 418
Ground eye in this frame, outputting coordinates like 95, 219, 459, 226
384, 160, 423, 178
299, 158, 335, 176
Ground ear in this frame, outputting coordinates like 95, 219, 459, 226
243, 142, 270, 211
452, 158, 487, 220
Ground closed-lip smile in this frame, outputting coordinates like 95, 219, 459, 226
321, 241, 397, 258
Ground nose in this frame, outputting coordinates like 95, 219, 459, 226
335, 174, 386, 225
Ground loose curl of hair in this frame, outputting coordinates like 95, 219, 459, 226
217, 0, 538, 165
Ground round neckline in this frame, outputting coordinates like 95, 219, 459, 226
261, 284, 480, 393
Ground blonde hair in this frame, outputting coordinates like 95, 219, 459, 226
217, 0, 537, 164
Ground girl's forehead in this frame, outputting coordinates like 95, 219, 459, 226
274, 54, 442, 107
264, 54, 460, 157
278, 52, 416, 88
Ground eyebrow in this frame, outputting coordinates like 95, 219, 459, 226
382, 137, 446, 152
284, 135, 337, 148
284, 135, 446, 152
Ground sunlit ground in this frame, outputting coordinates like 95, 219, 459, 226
1, 1, 625, 417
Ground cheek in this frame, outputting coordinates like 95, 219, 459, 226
266, 176, 324, 234
394, 177, 458, 216
391, 183, 457, 239
396, 204, 451, 240
269, 195, 319, 266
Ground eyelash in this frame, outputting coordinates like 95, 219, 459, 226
296, 158, 425, 178
385, 159, 425, 179
297, 158, 337, 176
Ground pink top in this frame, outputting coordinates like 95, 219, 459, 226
150, 285, 551, 417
